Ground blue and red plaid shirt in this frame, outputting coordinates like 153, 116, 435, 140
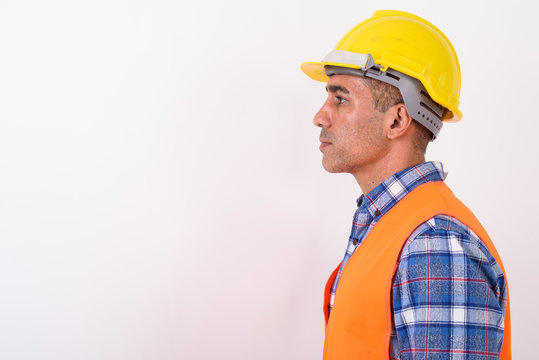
328, 161, 508, 359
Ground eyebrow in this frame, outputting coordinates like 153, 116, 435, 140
325, 84, 349, 94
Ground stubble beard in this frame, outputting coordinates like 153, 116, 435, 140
320, 120, 386, 175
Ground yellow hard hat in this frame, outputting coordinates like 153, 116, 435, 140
301, 10, 462, 124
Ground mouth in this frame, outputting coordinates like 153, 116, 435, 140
319, 140, 332, 149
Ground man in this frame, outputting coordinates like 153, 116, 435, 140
301, 10, 511, 360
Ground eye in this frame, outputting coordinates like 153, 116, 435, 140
335, 96, 346, 105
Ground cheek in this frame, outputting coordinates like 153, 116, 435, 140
346, 119, 384, 150
340, 117, 371, 142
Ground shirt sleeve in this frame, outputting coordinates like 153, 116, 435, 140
389, 216, 508, 360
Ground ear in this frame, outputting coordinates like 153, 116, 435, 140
384, 104, 414, 140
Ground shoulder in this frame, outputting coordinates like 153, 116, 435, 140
396, 214, 507, 296
401, 214, 498, 264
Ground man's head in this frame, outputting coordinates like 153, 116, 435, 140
301, 10, 462, 133
301, 10, 461, 188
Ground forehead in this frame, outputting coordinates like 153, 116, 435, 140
326, 74, 371, 97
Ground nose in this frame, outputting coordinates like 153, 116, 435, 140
313, 102, 331, 128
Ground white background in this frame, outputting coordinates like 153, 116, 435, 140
0, 0, 537, 359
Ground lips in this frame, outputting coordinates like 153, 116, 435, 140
319, 139, 332, 149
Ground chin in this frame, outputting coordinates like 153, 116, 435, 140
322, 159, 347, 174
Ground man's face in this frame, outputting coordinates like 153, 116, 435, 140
313, 74, 388, 175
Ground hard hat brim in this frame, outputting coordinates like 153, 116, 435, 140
300, 61, 363, 83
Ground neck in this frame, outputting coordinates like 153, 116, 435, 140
353, 150, 426, 195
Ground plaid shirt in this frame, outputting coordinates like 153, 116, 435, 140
328, 161, 507, 359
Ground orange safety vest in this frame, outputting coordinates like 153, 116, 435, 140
323, 181, 511, 360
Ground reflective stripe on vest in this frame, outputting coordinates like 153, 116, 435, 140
323, 181, 511, 360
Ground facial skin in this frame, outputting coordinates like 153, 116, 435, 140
313, 74, 424, 195
313, 74, 388, 176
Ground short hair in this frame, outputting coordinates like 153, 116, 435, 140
359, 77, 431, 154
359, 76, 403, 113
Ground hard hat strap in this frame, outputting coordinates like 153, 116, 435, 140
324, 55, 445, 139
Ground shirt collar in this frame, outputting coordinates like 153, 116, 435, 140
356, 161, 447, 219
